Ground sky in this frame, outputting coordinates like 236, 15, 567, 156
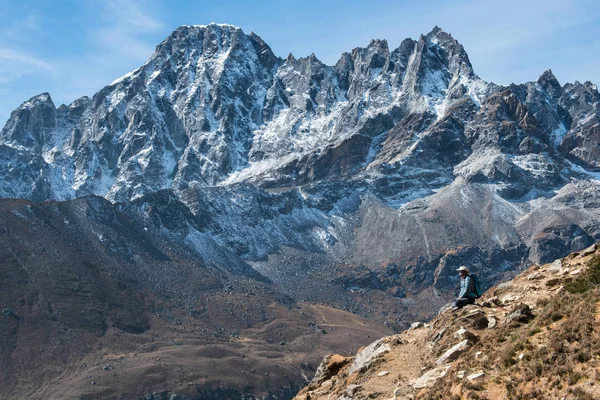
1, 0, 599, 126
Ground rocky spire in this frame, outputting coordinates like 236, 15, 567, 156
0, 93, 57, 150
537, 69, 562, 99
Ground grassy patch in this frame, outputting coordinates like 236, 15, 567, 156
566, 255, 600, 294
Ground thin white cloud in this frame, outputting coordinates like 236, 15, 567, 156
0, 47, 55, 83
2, 13, 42, 39
42, 0, 167, 107
443, 0, 598, 51
0, 9, 54, 84
103, 0, 164, 31
0, 48, 54, 71
92, 0, 165, 61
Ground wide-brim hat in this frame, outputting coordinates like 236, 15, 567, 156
456, 266, 469, 273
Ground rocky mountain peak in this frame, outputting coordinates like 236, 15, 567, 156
425, 25, 451, 43
565, 80, 600, 94
427, 26, 475, 78
248, 31, 280, 70
399, 27, 478, 113
294, 52, 324, 68
19, 92, 55, 109
164, 22, 243, 45
536, 68, 562, 98
584, 80, 599, 92
0, 92, 57, 150
150, 23, 276, 69
366, 38, 389, 53
344, 38, 390, 79
537, 68, 558, 84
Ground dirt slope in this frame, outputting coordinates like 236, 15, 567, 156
0, 198, 394, 399
295, 243, 600, 400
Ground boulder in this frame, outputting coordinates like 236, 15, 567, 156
454, 327, 478, 342
506, 303, 534, 325
467, 371, 485, 381
527, 272, 544, 280
548, 260, 563, 272
428, 328, 447, 345
413, 365, 452, 389
311, 354, 354, 386
546, 278, 561, 287
481, 296, 501, 308
497, 281, 513, 290
438, 303, 455, 315
349, 339, 391, 374
410, 322, 425, 330
389, 335, 406, 346
569, 268, 583, 276
580, 243, 597, 257
344, 384, 362, 396
436, 339, 471, 365
460, 310, 489, 330
500, 294, 521, 304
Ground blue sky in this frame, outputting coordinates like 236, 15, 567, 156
1, 0, 599, 126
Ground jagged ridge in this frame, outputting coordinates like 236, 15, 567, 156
1, 24, 598, 202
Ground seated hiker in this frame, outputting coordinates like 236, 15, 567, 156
452, 266, 477, 310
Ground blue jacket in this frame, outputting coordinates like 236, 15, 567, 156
459, 275, 476, 299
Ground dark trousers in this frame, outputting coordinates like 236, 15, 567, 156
455, 297, 475, 308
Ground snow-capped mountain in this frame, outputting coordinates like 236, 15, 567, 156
0, 24, 487, 201
2, 23, 600, 399
1, 23, 600, 298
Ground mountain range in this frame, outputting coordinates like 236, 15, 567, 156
1, 23, 599, 399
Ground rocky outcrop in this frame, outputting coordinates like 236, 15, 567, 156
294, 244, 600, 399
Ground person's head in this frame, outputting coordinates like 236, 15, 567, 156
456, 266, 469, 277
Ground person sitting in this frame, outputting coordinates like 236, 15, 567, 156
452, 266, 476, 311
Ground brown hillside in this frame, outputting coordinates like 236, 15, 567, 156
294, 243, 600, 400
0, 198, 394, 399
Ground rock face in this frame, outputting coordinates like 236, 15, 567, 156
348, 338, 391, 374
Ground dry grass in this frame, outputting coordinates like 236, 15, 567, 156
566, 254, 600, 294
418, 254, 600, 400
295, 248, 600, 400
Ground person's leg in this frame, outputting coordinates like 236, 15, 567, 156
454, 297, 475, 309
